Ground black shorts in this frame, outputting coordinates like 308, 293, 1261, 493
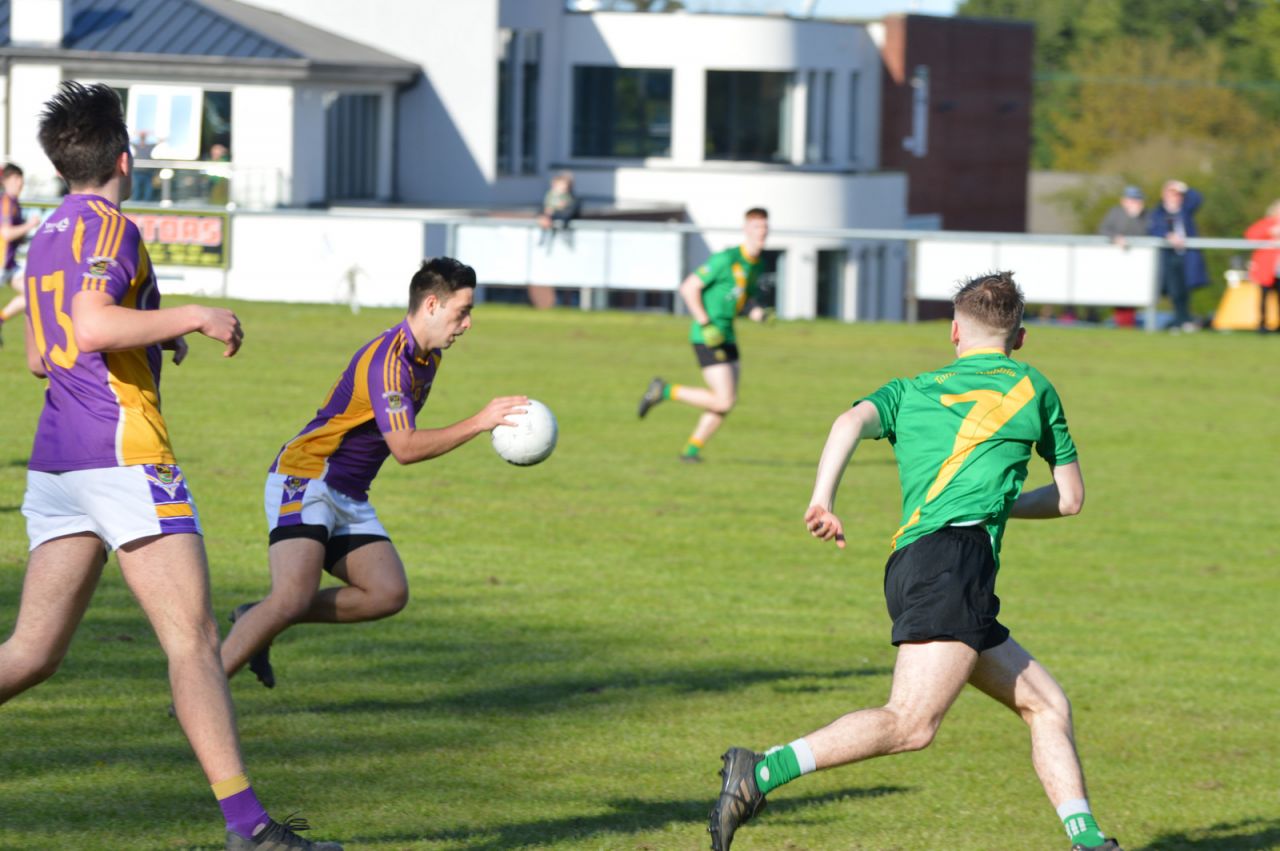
883, 525, 1010, 652
693, 342, 740, 368
268, 523, 390, 575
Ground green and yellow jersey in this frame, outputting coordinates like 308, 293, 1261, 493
688, 245, 761, 345
859, 348, 1077, 562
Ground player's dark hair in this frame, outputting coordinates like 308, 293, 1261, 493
2, 163, 24, 180
953, 271, 1024, 346
745, 207, 768, 220
409, 256, 477, 312
37, 82, 130, 189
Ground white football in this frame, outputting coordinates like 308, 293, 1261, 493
491, 399, 558, 466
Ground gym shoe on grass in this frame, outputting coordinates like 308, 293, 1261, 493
637, 376, 665, 419
1072, 841, 1122, 851
230, 603, 276, 689
708, 747, 767, 851
225, 815, 342, 850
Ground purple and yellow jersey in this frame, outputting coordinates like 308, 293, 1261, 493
270, 320, 441, 501
1, 193, 24, 270
25, 194, 174, 473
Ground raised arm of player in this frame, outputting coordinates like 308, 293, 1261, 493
71, 291, 243, 357
678, 273, 711, 326
1010, 460, 1085, 519
805, 401, 882, 548
383, 395, 529, 465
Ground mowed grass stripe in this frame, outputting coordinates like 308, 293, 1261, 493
0, 300, 1276, 849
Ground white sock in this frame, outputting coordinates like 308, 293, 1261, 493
1056, 797, 1091, 821
789, 737, 816, 775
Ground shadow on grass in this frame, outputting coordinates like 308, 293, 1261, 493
263, 664, 892, 718
1129, 817, 1280, 851
368, 786, 910, 851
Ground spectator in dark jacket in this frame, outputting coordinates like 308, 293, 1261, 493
1147, 180, 1206, 332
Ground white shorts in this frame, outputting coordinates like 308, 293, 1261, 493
263, 472, 388, 542
23, 464, 202, 551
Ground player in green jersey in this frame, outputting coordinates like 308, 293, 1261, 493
636, 208, 770, 462
707, 272, 1120, 851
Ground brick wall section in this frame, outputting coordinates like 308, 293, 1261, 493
879, 14, 1034, 233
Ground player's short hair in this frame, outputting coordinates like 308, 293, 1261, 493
953, 271, 1024, 346
745, 207, 769, 220
2, 163, 24, 180
37, 82, 130, 189
409, 257, 477, 312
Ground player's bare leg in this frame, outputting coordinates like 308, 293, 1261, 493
1, 292, 25, 322
969, 637, 1085, 802
667, 362, 738, 460
222, 539, 407, 686
806, 640, 978, 765
968, 636, 1119, 850
711, 641, 977, 850
305, 540, 408, 623
0, 533, 105, 702
118, 532, 246, 783
220, 537, 325, 681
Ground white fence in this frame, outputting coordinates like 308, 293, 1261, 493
79, 204, 1277, 330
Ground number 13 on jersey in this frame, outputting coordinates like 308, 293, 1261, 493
27, 270, 80, 369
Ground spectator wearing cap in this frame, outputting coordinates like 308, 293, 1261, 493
1097, 185, 1152, 328
1148, 179, 1207, 332
1098, 185, 1151, 245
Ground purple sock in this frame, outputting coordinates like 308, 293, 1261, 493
218, 785, 270, 839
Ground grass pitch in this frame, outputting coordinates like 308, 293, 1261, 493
0, 300, 1277, 850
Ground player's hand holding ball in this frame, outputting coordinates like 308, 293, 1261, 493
491, 398, 558, 466
701, 322, 726, 348
804, 505, 846, 548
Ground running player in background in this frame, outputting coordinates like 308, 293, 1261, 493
636, 207, 770, 462
0, 82, 341, 851
708, 271, 1121, 851
220, 258, 526, 691
0, 162, 42, 346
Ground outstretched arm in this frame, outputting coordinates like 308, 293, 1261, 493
72, 290, 243, 357
383, 395, 528, 465
804, 401, 882, 548
1010, 460, 1084, 519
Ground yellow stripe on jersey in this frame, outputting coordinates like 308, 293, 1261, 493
72, 216, 86, 263
890, 376, 1035, 548
156, 503, 195, 518
383, 330, 410, 432
276, 337, 387, 478
279, 502, 302, 516
106, 243, 174, 466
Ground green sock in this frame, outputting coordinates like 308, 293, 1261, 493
682, 438, 703, 457
661, 383, 674, 400
1063, 810, 1106, 847
753, 739, 815, 795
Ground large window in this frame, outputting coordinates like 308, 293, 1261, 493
497, 29, 516, 175
805, 70, 833, 164
705, 71, 792, 162
848, 71, 861, 165
498, 29, 542, 175
325, 93, 380, 200
520, 32, 541, 174
572, 66, 672, 158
